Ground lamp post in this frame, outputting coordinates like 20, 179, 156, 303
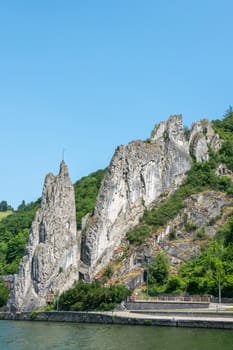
56, 296, 60, 311
218, 271, 221, 305
217, 245, 223, 306
145, 256, 151, 299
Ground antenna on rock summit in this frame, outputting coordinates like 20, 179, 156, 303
62, 148, 66, 161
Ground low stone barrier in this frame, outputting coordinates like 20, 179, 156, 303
1, 311, 233, 329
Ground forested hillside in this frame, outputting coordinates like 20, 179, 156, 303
0, 200, 41, 275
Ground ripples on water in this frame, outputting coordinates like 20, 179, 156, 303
0, 321, 233, 350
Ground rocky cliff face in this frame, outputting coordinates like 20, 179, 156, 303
98, 190, 233, 289
10, 161, 80, 311
81, 115, 219, 278
189, 119, 221, 162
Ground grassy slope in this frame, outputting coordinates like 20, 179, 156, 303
0, 211, 13, 221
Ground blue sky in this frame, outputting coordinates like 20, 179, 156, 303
0, 0, 232, 209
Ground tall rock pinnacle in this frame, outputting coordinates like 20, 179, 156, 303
10, 161, 80, 311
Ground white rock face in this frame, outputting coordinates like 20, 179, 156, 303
81, 115, 193, 277
10, 161, 80, 311
189, 119, 221, 162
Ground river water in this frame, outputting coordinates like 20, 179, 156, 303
0, 321, 233, 350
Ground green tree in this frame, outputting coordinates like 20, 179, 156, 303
148, 252, 170, 286
0, 279, 9, 307
178, 241, 224, 296
164, 276, 185, 294
0, 200, 13, 212
17, 200, 26, 211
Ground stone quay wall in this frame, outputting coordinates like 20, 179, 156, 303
1, 311, 233, 330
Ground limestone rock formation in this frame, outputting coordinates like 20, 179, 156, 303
81, 115, 221, 280
189, 119, 221, 162
82, 115, 210, 278
10, 161, 80, 311
9, 114, 221, 310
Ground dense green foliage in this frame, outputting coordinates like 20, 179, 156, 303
58, 281, 130, 311
217, 216, 233, 246
148, 252, 170, 285
146, 252, 170, 295
0, 199, 41, 274
0, 201, 13, 212
0, 278, 9, 307
146, 233, 233, 297
126, 224, 152, 245
74, 169, 107, 229
176, 240, 233, 297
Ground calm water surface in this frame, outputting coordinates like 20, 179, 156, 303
0, 320, 233, 350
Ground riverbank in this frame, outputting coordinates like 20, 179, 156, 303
1, 310, 233, 329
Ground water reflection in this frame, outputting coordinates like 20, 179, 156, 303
0, 321, 233, 350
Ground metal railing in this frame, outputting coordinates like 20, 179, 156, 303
131, 295, 210, 303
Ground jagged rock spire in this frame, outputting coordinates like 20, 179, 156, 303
59, 160, 69, 177
10, 161, 80, 311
